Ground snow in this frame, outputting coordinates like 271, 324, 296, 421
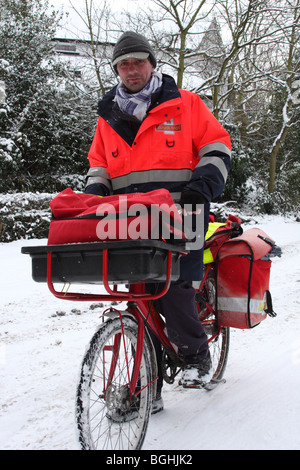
0, 214, 299, 450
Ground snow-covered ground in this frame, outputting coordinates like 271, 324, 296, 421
1, 214, 299, 450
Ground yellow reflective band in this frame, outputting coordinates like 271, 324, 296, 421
203, 248, 213, 264
205, 222, 227, 241
203, 222, 227, 264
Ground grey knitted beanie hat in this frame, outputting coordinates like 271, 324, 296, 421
112, 31, 157, 69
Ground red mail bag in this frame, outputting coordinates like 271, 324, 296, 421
216, 228, 277, 329
47, 188, 184, 245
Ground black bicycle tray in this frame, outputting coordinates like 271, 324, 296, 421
21, 240, 186, 284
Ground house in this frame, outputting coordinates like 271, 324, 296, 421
52, 37, 115, 93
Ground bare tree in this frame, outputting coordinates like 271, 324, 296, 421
210, 0, 299, 195
265, 0, 300, 193
70, 0, 116, 97
68, 0, 300, 201
140, 0, 214, 89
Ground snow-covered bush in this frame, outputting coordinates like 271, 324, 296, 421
0, 192, 53, 242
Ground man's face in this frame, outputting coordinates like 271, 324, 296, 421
116, 58, 154, 93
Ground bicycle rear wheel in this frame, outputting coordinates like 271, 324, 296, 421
76, 316, 152, 450
198, 268, 230, 381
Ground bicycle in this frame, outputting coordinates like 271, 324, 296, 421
22, 236, 229, 450
22, 190, 283, 451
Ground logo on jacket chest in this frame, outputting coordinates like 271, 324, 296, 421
155, 118, 182, 134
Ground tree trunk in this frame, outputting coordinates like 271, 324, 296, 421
268, 124, 290, 193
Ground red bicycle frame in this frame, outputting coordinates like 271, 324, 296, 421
46, 248, 220, 399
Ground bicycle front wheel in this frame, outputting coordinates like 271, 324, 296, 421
76, 316, 152, 450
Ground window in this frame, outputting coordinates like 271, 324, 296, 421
55, 43, 78, 54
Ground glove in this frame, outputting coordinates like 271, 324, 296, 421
180, 189, 206, 213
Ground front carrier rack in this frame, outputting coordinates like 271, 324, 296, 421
21, 240, 186, 302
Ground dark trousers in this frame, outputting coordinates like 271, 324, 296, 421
147, 280, 209, 396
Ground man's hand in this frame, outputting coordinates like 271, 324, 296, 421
180, 189, 205, 215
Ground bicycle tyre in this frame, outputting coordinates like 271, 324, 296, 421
199, 268, 230, 381
76, 316, 152, 450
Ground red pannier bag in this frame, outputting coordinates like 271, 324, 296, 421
47, 187, 184, 245
216, 228, 277, 329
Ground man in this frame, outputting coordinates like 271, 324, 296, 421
85, 31, 231, 411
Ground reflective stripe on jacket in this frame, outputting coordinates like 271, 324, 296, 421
86, 74, 231, 204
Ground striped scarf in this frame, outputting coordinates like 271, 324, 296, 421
114, 71, 163, 121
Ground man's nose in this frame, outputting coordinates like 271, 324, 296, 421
128, 62, 139, 72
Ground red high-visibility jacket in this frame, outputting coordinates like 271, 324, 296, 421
85, 74, 231, 280
86, 74, 231, 204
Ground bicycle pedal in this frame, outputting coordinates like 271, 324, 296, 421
182, 383, 205, 389
179, 378, 206, 389
180, 378, 226, 390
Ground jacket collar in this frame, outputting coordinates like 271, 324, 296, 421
97, 74, 181, 146
98, 74, 181, 119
